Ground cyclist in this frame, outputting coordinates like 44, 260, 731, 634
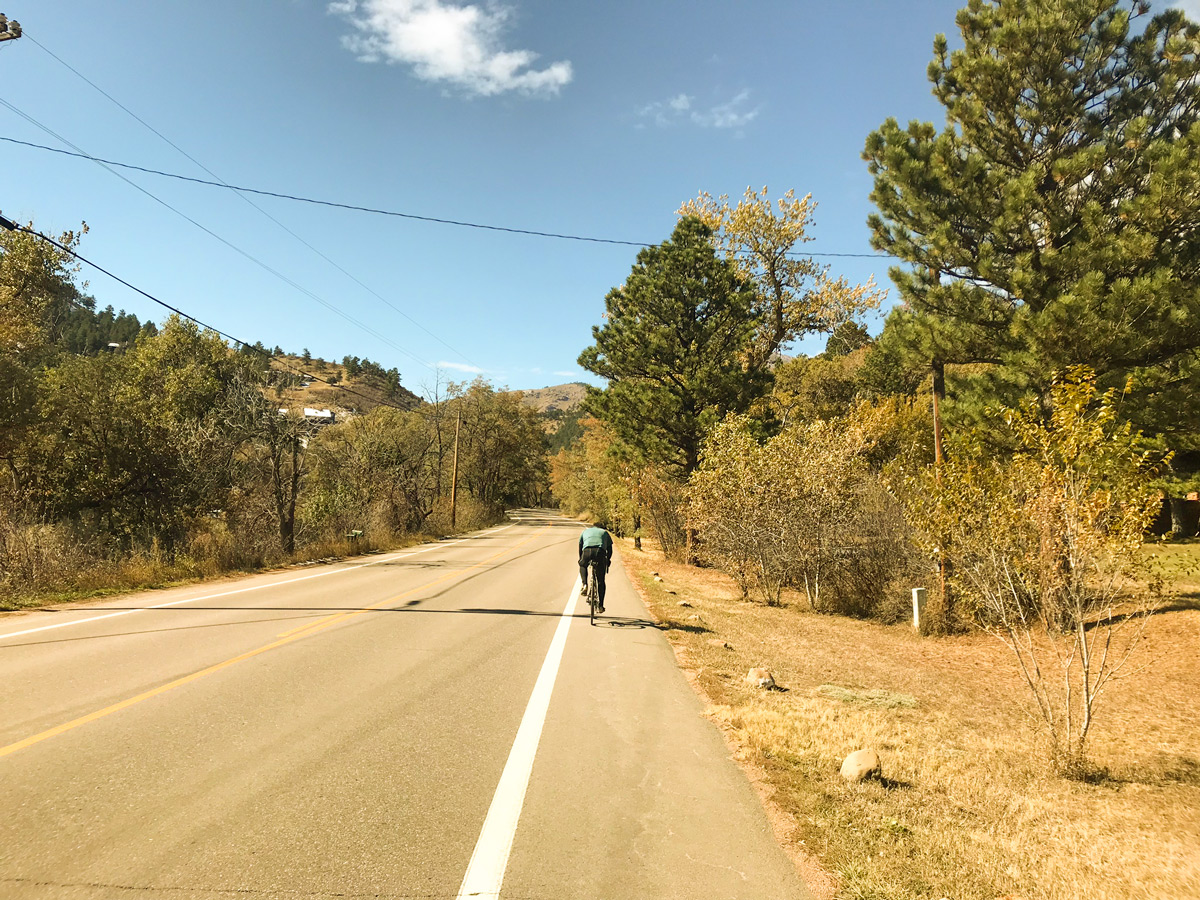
578, 521, 613, 613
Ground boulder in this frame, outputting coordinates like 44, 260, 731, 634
677, 599, 692, 607
707, 638, 732, 650
745, 667, 775, 689
840, 748, 881, 782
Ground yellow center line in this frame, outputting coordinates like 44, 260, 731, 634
0, 529, 544, 760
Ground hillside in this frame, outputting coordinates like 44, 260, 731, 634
271, 355, 422, 415
518, 382, 589, 414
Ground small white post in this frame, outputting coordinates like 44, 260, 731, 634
912, 587, 927, 631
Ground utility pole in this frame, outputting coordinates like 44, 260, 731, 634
0, 14, 22, 43
932, 358, 945, 470
927, 265, 951, 629
931, 357, 950, 624
449, 410, 461, 530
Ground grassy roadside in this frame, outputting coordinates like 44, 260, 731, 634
620, 539, 1200, 900
1, 529, 451, 612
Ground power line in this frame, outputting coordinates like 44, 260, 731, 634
0, 98, 438, 375
0, 134, 899, 261
24, 34, 479, 369
0, 215, 414, 413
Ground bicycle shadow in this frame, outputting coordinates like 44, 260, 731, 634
591, 615, 658, 630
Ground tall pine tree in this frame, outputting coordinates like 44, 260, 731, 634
864, 0, 1200, 444
578, 217, 767, 477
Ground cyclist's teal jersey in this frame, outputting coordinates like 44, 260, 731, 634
579, 526, 613, 558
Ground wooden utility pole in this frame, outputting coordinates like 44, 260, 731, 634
932, 359, 945, 470
926, 264, 951, 627
449, 410, 461, 529
932, 358, 950, 625
0, 14, 22, 42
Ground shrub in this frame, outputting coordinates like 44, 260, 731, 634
895, 368, 1165, 776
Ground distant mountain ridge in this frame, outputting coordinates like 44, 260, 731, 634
518, 382, 589, 414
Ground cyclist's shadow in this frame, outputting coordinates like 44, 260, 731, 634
591, 615, 658, 629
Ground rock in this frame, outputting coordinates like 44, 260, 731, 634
707, 638, 732, 650
653, 575, 664, 582
665, 589, 677, 595
840, 748, 881, 782
688, 614, 703, 622
745, 667, 775, 689
677, 599, 692, 607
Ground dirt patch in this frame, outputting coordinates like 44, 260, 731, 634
621, 541, 1200, 900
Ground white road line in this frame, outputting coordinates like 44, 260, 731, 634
456, 579, 580, 900
0, 524, 517, 643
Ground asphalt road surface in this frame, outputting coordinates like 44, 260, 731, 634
0, 510, 811, 900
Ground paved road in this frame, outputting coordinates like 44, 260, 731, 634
0, 510, 811, 900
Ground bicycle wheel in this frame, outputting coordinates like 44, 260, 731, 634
588, 562, 599, 623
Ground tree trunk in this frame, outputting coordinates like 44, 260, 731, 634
1169, 495, 1188, 537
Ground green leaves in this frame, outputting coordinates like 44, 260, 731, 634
579, 217, 768, 476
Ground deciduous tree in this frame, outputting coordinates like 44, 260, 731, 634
895, 368, 1165, 776
679, 187, 884, 370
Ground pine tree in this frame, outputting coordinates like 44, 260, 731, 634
864, 0, 1200, 435
578, 217, 767, 476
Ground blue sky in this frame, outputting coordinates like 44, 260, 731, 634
2, 1, 1194, 394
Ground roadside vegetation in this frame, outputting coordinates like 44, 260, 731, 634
5, 0, 1199, 894
0, 226, 548, 609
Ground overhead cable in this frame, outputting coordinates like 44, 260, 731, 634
0, 134, 897, 261
24, 34, 479, 369
0, 215, 414, 413
0, 99, 437, 374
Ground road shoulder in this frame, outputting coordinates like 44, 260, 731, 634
618, 543, 838, 900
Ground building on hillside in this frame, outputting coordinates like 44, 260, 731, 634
277, 407, 336, 425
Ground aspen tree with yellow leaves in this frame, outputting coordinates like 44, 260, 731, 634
679, 186, 887, 370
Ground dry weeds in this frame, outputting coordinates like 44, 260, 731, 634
0, 530, 431, 611
623, 541, 1200, 900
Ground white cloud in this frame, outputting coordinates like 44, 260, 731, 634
438, 360, 485, 373
329, 0, 572, 97
638, 93, 692, 126
1173, 0, 1200, 17
690, 90, 759, 129
637, 90, 760, 130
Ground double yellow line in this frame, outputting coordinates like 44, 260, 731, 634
0, 530, 542, 759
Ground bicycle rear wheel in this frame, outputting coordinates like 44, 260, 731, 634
588, 562, 600, 623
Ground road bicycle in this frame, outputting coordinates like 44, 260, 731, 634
586, 559, 601, 623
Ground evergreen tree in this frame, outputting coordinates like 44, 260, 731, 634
864, 0, 1200, 436
578, 217, 767, 476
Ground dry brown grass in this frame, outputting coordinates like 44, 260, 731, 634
0, 530, 431, 611
623, 540, 1200, 900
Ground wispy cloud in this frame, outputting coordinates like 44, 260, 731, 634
438, 360, 485, 373
637, 93, 692, 126
328, 0, 572, 97
637, 90, 760, 130
691, 90, 759, 129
